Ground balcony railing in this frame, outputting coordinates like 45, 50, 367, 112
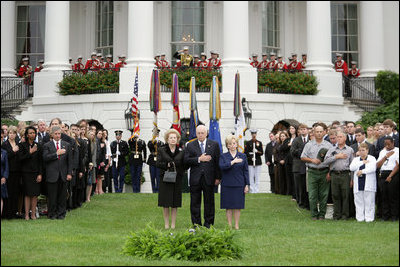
342, 75, 384, 112
1, 77, 28, 118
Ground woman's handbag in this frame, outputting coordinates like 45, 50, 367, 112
163, 162, 177, 183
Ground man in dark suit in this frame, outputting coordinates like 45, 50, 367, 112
265, 132, 277, 193
351, 128, 376, 157
42, 118, 75, 145
184, 125, 221, 228
345, 121, 357, 147
43, 126, 73, 220
290, 123, 310, 209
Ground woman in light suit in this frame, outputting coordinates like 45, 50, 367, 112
349, 143, 377, 222
219, 135, 250, 229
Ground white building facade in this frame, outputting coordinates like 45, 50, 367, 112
1, 1, 399, 192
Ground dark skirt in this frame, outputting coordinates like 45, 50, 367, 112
158, 173, 183, 208
22, 172, 41, 197
1, 184, 8, 199
221, 186, 245, 209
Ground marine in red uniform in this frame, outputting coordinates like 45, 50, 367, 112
208, 51, 221, 69
257, 53, 269, 70
300, 53, 307, 69
199, 52, 209, 69
348, 61, 360, 78
34, 59, 44, 72
97, 53, 105, 69
74, 56, 85, 72
18, 57, 33, 85
275, 55, 288, 72
104, 55, 115, 69
250, 53, 259, 68
267, 52, 277, 71
160, 53, 170, 68
334, 53, 348, 76
85, 52, 98, 70
154, 54, 162, 68
193, 55, 201, 68
289, 53, 302, 71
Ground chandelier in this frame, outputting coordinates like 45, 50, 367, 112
181, 34, 195, 43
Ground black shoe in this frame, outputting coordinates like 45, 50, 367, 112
57, 216, 65, 220
49, 216, 57, 220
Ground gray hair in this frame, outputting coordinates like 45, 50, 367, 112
50, 125, 62, 134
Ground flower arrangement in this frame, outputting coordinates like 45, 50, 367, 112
258, 71, 318, 95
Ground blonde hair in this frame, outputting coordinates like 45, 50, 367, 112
164, 129, 181, 143
225, 134, 239, 148
8, 126, 18, 134
359, 143, 369, 152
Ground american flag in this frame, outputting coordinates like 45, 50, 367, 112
130, 67, 140, 139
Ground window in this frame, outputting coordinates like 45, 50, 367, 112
262, 1, 280, 55
95, 1, 113, 57
16, 5, 46, 71
171, 1, 204, 66
331, 3, 359, 65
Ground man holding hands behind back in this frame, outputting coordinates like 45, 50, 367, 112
184, 125, 221, 228
43, 126, 73, 220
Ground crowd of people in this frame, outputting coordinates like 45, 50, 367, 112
1, 117, 398, 227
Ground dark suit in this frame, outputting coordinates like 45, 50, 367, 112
346, 134, 357, 147
350, 141, 376, 157
265, 141, 277, 193
43, 140, 73, 219
290, 136, 309, 209
184, 139, 221, 227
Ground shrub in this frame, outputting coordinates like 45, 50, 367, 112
357, 97, 399, 129
375, 71, 399, 104
122, 224, 243, 261
258, 71, 318, 95
58, 70, 119, 95
159, 68, 222, 90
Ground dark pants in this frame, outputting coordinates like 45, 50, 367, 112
4, 171, 22, 219
102, 167, 112, 193
330, 172, 351, 219
293, 172, 309, 208
112, 165, 125, 193
149, 165, 160, 193
285, 163, 294, 198
130, 164, 142, 193
378, 171, 399, 220
190, 175, 215, 228
47, 176, 67, 219
269, 170, 275, 193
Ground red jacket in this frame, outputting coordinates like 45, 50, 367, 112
335, 60, 348, 76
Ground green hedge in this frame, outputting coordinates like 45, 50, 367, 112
159, 68, 222, 90
258, 71, 319, 95
375, 70, 399, 104
122, 224, 243, 261
58, 70, 119, 95
357, 71, 399, 128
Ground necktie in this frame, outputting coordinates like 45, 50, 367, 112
350, 135, 353, 143
200, 142, 205, 154
303, 137, 306, 144
56, 141, 60, 159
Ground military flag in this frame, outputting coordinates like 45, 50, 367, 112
171, 73, 181, 133
130, 66, 140, 140
150, 69, 162, 141
189, 77, 200, 141
234, 72, 246, 152
208, 76, 222, 152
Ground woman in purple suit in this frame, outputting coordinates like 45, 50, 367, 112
219, 135, 249, 230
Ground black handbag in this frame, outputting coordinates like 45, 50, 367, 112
163, 162, 177, 183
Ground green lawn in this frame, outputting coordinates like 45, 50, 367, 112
1, 193, 399, 266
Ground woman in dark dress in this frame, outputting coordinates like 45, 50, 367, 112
280, 126, 297, 198
156, 129, 185, 229
1, 147, 9, 216
275, 131, 289, 195
219, 135, 249, 230
18, 126, 43, 220
95, 129, 106, 195
1, 126, 23, 219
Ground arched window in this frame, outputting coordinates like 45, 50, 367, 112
171, 1, 204, 66
262, 1, 280, 56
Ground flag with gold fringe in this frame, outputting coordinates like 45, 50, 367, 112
234, 72, 246, 152
150, 69, 162, 141
129, 66, 140, 140
189, 76, 200, 141
171, 73, 181, 133
208, 76, 222, 152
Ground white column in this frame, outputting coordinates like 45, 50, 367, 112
125, 1, 154, 68
120, 1, 154, 96
42, 1, 70, 71
1, 1, 16, 77
359, 1, 384, 77
222, 1, 257, 94
306, 1, 333, 71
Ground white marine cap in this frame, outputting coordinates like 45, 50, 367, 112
194, 54, 199, 58
91, 52, 97, 56
200, 52, 207, 57
77, 55, 83, 59
336, 53, 343, 57
270, 52, 276, 56
183, 46, 189, 50
251, 53, 258, 57
22, 57, 29, 61
96, 53, 102, 57
161, 52, 166, 56
106, 54, 112, 58
250, 129, 258, 134
351, 61, 357, 65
